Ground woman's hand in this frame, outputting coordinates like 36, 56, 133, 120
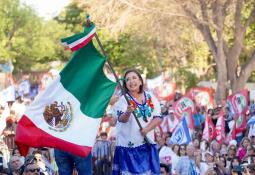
140, 127, 149, 137
126, 104, 135, 114
119, 104, 135, 123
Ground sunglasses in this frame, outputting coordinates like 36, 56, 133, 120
25, 168, 40, 173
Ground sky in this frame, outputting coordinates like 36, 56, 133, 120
21, 0, 71, 19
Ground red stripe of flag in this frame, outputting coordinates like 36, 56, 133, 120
15, 115, 92, 157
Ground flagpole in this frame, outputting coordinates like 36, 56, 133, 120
87, 20, 150, 145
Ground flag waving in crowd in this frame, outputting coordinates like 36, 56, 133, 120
15, 22, 117, 157
227, 89, 249, 115
169, 117, 192, 145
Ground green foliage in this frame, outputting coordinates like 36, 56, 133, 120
54, 2, 161, 77
0, 0, 70, 73
96, 30, 160, 77
174, 67, 199, 91
54, 3, 84, 33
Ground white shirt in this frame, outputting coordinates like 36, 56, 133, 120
113, 91, 161, 147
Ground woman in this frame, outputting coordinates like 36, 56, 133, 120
172, 144, 180, 156
112, 69, 162, 175
237, 137, 251, 160
179, 145, 186, 157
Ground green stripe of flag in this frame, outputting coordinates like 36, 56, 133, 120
60, 41, 117, 118
61, 23, 95, 44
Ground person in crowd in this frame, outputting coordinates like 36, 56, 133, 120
23, 154, 46, 175
210, 140, 221, 154
223, 107, 233, 134
11, 148, 25, 165
214, 155, 228, 175
167, 109, 179, 134
193, 107, 205, 129
33, 149, 54, 175
157, 135, 172, 172
160, 163, 170, 175
242, 145, 255, 163
172, 144, 180, 156
193, 138, 200, 151
39, 148, 54, 173
250, 136, 255, 148
237, 137, 251, 161
112, 69, 162, 174
9, 155, 24, 175
165, 135, 172, 147
1, 116, 16, 152
23, 162, 41, 175
31, 150, 47, 174
195, 152, 208, 174
229, 156, 249, 175
205, 151, 215, 169
200, 139, 210, 161
54, 149, 92, 175
157, 135, 179, 174
179, 145, 186, 157
92, 132, 112, 175
227, 145, 237, 162
175, 144, 198, 175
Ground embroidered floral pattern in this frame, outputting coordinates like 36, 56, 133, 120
128, 141, 134, 147
117, 110, 124, 117
127, 92, 155, 122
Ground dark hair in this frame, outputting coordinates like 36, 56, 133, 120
123, 69, 143, 94
230, 156, 241, 169
174, 92, 182, 101
172, 144, 180, 156
11, 148, 19, 156
100, 132, 108, 137
179, 144, 187, 156
207, 108, 214, 115
160, 163, 169, 173
219, 156, 226, 167
32, 150, 42, 155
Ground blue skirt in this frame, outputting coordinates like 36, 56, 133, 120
112, 143, 160, 175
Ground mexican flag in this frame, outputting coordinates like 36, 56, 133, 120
15, 23, 117, 157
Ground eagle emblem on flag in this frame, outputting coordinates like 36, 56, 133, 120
43, 101, 73, 132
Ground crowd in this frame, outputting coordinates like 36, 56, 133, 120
0, 72, 254, 175
156, 104, 255, 175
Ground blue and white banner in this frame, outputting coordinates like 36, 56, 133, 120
248, 116, 255, 126
169, 117, 192, 145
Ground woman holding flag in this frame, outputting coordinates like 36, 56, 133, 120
112, 69, 162, 175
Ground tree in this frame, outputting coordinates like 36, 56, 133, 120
0, 0, 70, 73
61, 0, 255, 99
56, 1, 164, 76
178, 0, 255, 102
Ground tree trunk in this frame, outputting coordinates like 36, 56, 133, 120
215, 49, 228, 103
232, 52, 255, 92
232, 76, 246, 93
